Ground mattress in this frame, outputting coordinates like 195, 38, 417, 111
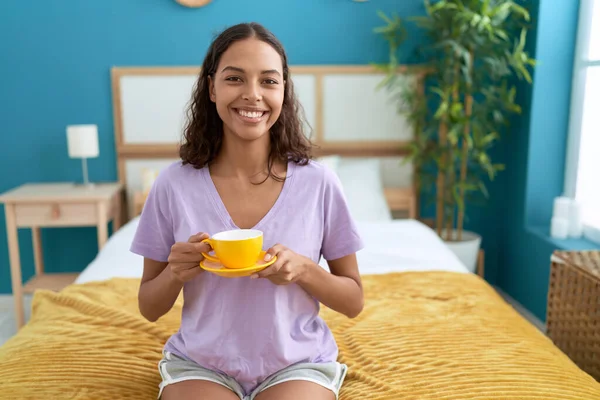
75, 217, 468, 284
2, 273, 599, 399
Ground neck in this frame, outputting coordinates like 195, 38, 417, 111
212, 131, 275, 179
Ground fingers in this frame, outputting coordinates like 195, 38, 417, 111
263, 243, 285, 262
253, 261, 294, 285
188, 232, 210, 243
169, 262, 202, 283
167, 232, 212, 283
251, 267, 268, 280
170, 261, 201, 273
168, 233, 211, 264
193, 241, 212, 255
254, 263, 279, 278
190, 232, 212, 255
251, 244, 288, 279
168, 242, 196, 262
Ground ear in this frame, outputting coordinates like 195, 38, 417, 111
208, 75, 216, 102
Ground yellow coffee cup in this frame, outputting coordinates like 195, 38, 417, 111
201, 229, 263, 269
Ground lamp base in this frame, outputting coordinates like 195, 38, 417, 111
76, 157, 94, 189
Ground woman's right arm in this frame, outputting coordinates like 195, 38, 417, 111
138, 232, 210, 322
138, 258, 183, 322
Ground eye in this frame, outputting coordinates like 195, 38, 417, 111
225, 76, 242, 82
263, 79, 278, 85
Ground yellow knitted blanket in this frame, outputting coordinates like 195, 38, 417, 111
0, 272, 598, 399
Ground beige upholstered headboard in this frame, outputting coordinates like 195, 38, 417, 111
110, 65, 427, 220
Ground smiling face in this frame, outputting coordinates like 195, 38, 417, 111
208, 37, 285, 143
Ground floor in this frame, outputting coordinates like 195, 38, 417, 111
0, 294, 32, 346
0, 287, 546, 347
494, 287, 547, 333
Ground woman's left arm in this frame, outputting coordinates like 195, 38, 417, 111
252, 244, 364, 318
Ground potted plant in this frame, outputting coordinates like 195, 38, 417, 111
374, 0, 536, 273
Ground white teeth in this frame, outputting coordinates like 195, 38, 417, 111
237, 109, 264, 119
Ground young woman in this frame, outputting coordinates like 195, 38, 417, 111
131, 22, 364, 400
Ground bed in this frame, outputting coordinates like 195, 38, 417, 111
74, 216, 469, 285
0, 65, 599, 399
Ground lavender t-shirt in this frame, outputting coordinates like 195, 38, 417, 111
130, 159, 363, 394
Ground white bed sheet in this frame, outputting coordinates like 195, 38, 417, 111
75, 217, 468, 284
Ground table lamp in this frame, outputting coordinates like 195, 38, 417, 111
66, 124, 99, 187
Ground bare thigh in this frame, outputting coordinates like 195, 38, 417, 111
255, 380, 336, 400
162, 380, 241, 400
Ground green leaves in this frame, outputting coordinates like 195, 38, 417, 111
374, 0, 535, 233
509, 28, 536, 83
509, 2, 531, 21
373, 11, 407, 60
480, 132, 499, 147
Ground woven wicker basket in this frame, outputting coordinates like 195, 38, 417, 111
547, 250, 600, 381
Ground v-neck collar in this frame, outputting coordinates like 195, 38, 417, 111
202, 159, 296, 231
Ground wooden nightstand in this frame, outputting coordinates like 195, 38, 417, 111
0, 182, 123, 329
384, 187, 417, 219
134, 191, 148, 216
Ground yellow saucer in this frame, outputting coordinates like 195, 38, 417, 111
199, 251, 277, 278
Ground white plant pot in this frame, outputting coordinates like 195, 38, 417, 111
442, 230, 482, 274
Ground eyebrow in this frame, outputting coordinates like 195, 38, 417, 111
221, 66, 281, 76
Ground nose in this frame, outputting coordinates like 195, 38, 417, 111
242, 81, 262, 102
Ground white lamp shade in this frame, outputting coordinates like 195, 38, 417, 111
67, 125, 99, 158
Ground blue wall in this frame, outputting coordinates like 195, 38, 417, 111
411, 0, 591, 323
0, 0, 593, 325
497, 0, 597, 321
0, 0, 426, 294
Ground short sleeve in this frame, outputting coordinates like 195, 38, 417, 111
129, 170, 175, 262
321, 167, 364, 260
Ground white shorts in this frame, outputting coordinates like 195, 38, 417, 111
157, 350, 348, 400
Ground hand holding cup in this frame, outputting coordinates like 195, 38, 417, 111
167, 232, 211, 283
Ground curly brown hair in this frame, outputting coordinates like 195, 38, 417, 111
179, 22, 313, 181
